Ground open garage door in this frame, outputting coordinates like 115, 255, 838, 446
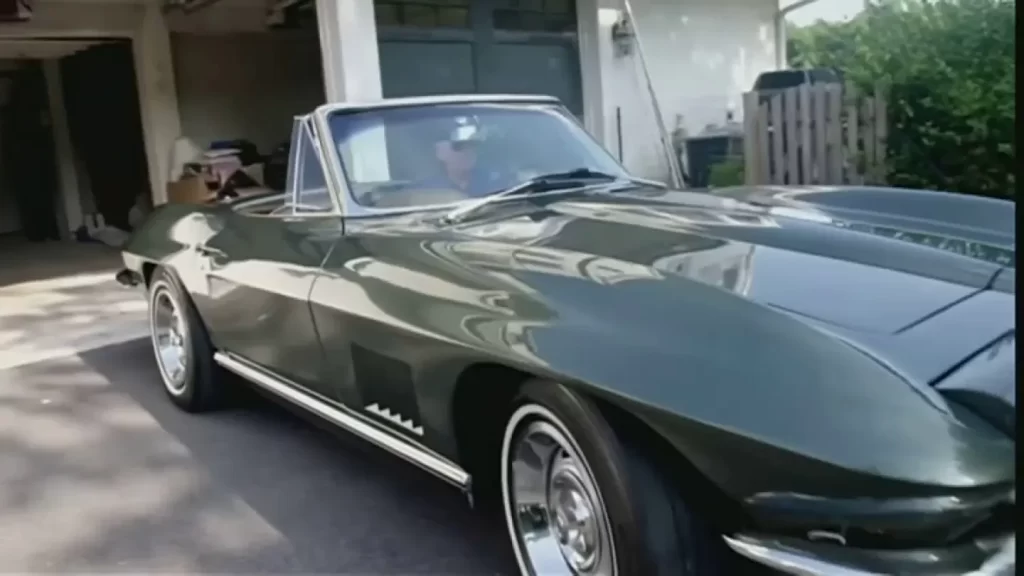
0, 60, 59, 241
0, 34, 133, 246
60, 41, 150, 231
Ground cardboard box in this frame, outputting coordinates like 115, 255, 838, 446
165, 157, 266, 206
167, 175, 217, 205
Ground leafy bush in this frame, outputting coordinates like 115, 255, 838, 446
707, 157, 746, 188
788, 0, 1015, 199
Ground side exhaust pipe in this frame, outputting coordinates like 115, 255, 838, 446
115, 269, 141, 288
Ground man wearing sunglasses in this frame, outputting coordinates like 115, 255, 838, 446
429, 120, 517, 198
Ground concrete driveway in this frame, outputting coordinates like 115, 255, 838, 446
0, 240, 148, 371
0, 337, 514, 573
0, 241, 513, 574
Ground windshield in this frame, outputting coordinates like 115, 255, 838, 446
327, 103, 628, 210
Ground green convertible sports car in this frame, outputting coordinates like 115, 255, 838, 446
117, 95, 1015, 576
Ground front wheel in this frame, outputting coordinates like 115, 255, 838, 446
500, 381, 726, 576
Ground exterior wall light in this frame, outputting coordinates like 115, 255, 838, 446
611, 14, 635, 57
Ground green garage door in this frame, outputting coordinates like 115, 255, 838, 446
375, 0, 583, 116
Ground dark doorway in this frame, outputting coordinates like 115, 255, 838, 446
61, 40, 150, 231
0, 61, 61, 242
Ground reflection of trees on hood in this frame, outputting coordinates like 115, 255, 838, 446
459, 315, 548, 367
433, 239, 665, 287
465, 214, 573, 245
430, 203, 769, 289
346, 254, 514, 313
554, 202, 781, 235
653, 244, 756, 296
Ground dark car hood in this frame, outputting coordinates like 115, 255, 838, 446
444, 187, 1012, 374
434, 187, 1015, 441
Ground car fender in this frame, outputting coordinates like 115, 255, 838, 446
121, 203, 225, 296
458, 270, 1014, 499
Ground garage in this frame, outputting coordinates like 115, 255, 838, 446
0, 0, 790, 262
0, 0, 328, 260
0, 0, 587, 294
162, 0, 585, 213
0, 37, 149, 255
0, 0, 588, 368
0, 1, 165, 270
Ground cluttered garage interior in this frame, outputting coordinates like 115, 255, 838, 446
0, 0, 783, 284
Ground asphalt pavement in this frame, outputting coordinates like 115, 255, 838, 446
0, 337, 515, 574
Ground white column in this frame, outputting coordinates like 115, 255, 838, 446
315, 0, 388, 181
315, 0, 383, 103
576, 0, 648, 166
575, 0, 608, 144
42, 59, 82, 237
133, 3, 182, 206
774, 14, 788, 68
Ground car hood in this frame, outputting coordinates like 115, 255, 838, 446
350, 186, 1014, 490
446, 187, 1011, 357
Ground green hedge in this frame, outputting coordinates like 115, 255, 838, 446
708, 157, 746, 188
788, 0, 1016, 199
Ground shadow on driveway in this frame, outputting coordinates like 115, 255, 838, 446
0, 337, 513, 574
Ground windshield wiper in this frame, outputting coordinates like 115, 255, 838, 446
442, 168, 665, 224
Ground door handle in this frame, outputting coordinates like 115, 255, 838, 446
195, 244, 227, 259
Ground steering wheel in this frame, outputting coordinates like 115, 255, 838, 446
353, 180, 415, 207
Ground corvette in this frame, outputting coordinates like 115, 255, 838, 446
117, 95, 1015, 575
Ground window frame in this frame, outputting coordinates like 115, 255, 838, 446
290, 116, 338, 216
373, 0, 473, 30
490, 0, 577, 34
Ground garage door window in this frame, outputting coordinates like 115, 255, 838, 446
492, 0, 575, 32
375, 0, 471, 28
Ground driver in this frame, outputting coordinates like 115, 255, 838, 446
429, 121, 497, 198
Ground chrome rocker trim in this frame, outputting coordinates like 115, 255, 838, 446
213, 352, 471, 489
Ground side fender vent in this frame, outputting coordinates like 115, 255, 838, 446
351, 343, 424, 437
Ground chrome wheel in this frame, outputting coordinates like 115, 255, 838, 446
502, 404, 617, 576
150, 282, 189, 395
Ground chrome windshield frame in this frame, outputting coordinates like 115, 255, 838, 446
234, 114, 344, 220
312, 94, 634, 220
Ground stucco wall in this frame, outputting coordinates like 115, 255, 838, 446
585, 0, 779, 182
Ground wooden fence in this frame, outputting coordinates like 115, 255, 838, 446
742, 84, 888, 186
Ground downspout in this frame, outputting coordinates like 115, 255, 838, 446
619, 0, 686, 189
774, 0, 823, 68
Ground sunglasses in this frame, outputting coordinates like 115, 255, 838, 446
450, 140, 479, 152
